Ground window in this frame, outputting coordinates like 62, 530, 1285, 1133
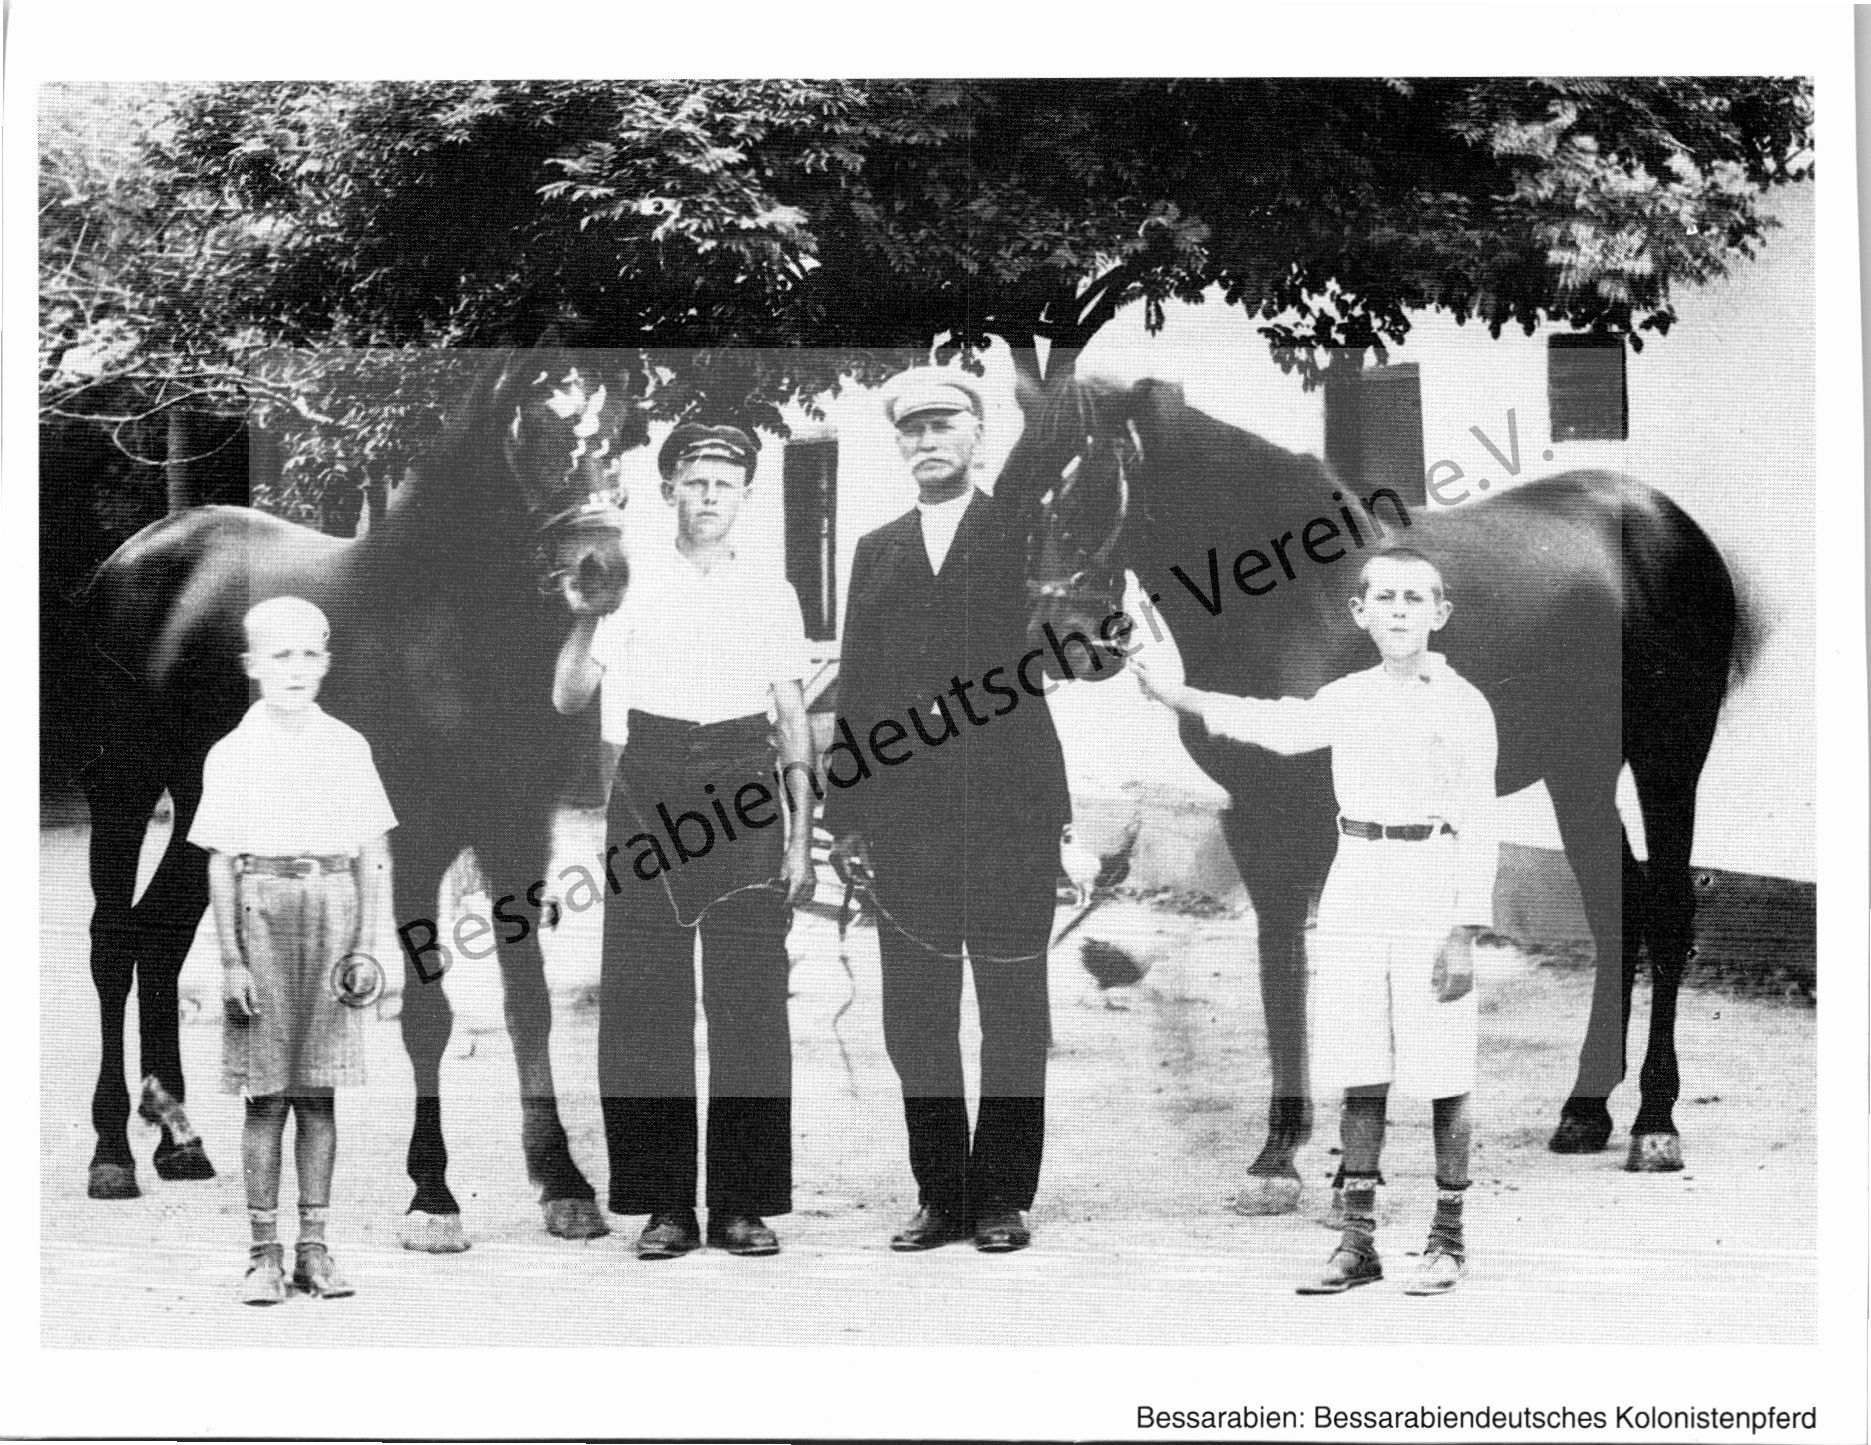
1548, 334, 1629, 442
1324, 357, 1427, 508
781, 435, 838, 641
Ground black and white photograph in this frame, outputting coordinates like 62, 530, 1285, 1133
8, 4, 1866, 1440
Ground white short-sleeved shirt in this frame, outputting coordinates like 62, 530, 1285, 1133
1203, 652, 1500, 925
589, 539, 810, 739
188, 702, 398, 857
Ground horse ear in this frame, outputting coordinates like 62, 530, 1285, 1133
536, 325, 568, 350
1013, 372, 1044, 415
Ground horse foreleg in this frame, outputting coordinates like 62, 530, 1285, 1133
394, 847, 469, 1252
1625, 767, 1700, 1171
1234, 897, 1314, 1214
482, 850, 605, 1241
1548, 776, 1632, 1154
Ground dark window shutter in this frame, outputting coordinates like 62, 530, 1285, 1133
1324, 359, 1426, 508
781, 435, 838, 641
1548, 335, 1629, 441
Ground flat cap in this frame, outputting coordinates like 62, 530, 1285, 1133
881, 369, 985, 427
657, 422, 760, 481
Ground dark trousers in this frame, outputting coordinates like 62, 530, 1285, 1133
872, 829, 1056, 1217
598, 712, 793, 1217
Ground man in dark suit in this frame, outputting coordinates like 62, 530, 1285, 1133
826, 368, 1071, 1254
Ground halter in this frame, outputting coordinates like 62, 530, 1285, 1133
1025, 416, 1141, 612
531, 496, 627, 597
496, 366, 631, 597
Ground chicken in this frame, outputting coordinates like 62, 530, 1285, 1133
1081, 938, 1150, 993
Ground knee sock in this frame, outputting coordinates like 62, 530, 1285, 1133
1429, 1179, 1468, 1261
1338, 1174, 1379, 1257
248, 1208, 279, 1255
297, 1203, 330, 1251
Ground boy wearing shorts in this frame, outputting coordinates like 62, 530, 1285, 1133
1133, 546, 1498, 1295
189, 597, 396, 1304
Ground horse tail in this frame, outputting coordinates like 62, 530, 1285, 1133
1720, 546, 1768, 692
1624, 484, 1767, 701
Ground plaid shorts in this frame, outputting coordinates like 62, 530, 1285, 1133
223, 869, 365, 1097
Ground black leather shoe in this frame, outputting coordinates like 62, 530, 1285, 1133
707, 1214, 780, 1256
1296, 1243, 1383, 1294
973, 1208, 1032, 1253
635, 1208, 701, 1260
889, 1205, 970, 1252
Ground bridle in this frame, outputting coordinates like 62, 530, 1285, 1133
1025, 416, 1141, 614
493, 365, 632, 598
531, 494, 627, 598
496, 365, 631, 597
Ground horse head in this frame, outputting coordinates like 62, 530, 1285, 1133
467, 347, 640, 616
1003, 374, 1155, 682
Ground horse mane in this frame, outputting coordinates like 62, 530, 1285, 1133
382, 348, 591, 543
1025, 373, 1135, 455
1056, 374, 1357, 545
391, 353, 526, 519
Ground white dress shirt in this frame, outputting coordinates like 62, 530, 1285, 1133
1200, 652, 1500, 925
187, 702, 398, 857
589, 539, 809, 737
917, 490, 972, 573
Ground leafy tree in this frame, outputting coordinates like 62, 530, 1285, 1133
41, 77, 1813, 500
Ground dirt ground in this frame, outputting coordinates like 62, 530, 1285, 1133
39, 817, 1815, 1348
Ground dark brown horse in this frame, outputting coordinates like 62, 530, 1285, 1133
1000, 375, 1751, 1207
78, 349, 633, 1249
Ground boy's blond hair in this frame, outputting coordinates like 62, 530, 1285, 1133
243, 596, 330, 650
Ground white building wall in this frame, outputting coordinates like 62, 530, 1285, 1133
610, 183, 1814, 886
1058, 181, 1816, 885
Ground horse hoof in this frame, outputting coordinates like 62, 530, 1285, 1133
153, 1139, 216, 1181
399, 1211, 471, 1253
1549, 1115, 1613, 1154
543, 1197, 610, 1241
1625, 1133, 1685, 1172
87, 1161, 140, 1200
1230, 1176, 1303, 1216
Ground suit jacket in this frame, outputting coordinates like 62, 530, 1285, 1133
825, 488, 1071, 851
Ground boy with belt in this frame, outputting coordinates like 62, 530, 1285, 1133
189, 596, 397, 1304
1132, 545, 1498, 1295
555, 422, 817, 1260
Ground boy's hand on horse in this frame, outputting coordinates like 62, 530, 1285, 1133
1430, 927, 1479, 1003
1129, 647, 1187, 711
552, 502, 629, 616
223, 961, 259, 1019
557, 569, 626, 618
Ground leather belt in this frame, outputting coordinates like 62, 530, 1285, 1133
238, 853, 356, 877
1338, 817, 1453, 842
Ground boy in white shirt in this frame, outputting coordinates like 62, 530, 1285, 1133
1132, 546, 1498, 1295
188, 597, 396, 1304
555, 423, 817, 1260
